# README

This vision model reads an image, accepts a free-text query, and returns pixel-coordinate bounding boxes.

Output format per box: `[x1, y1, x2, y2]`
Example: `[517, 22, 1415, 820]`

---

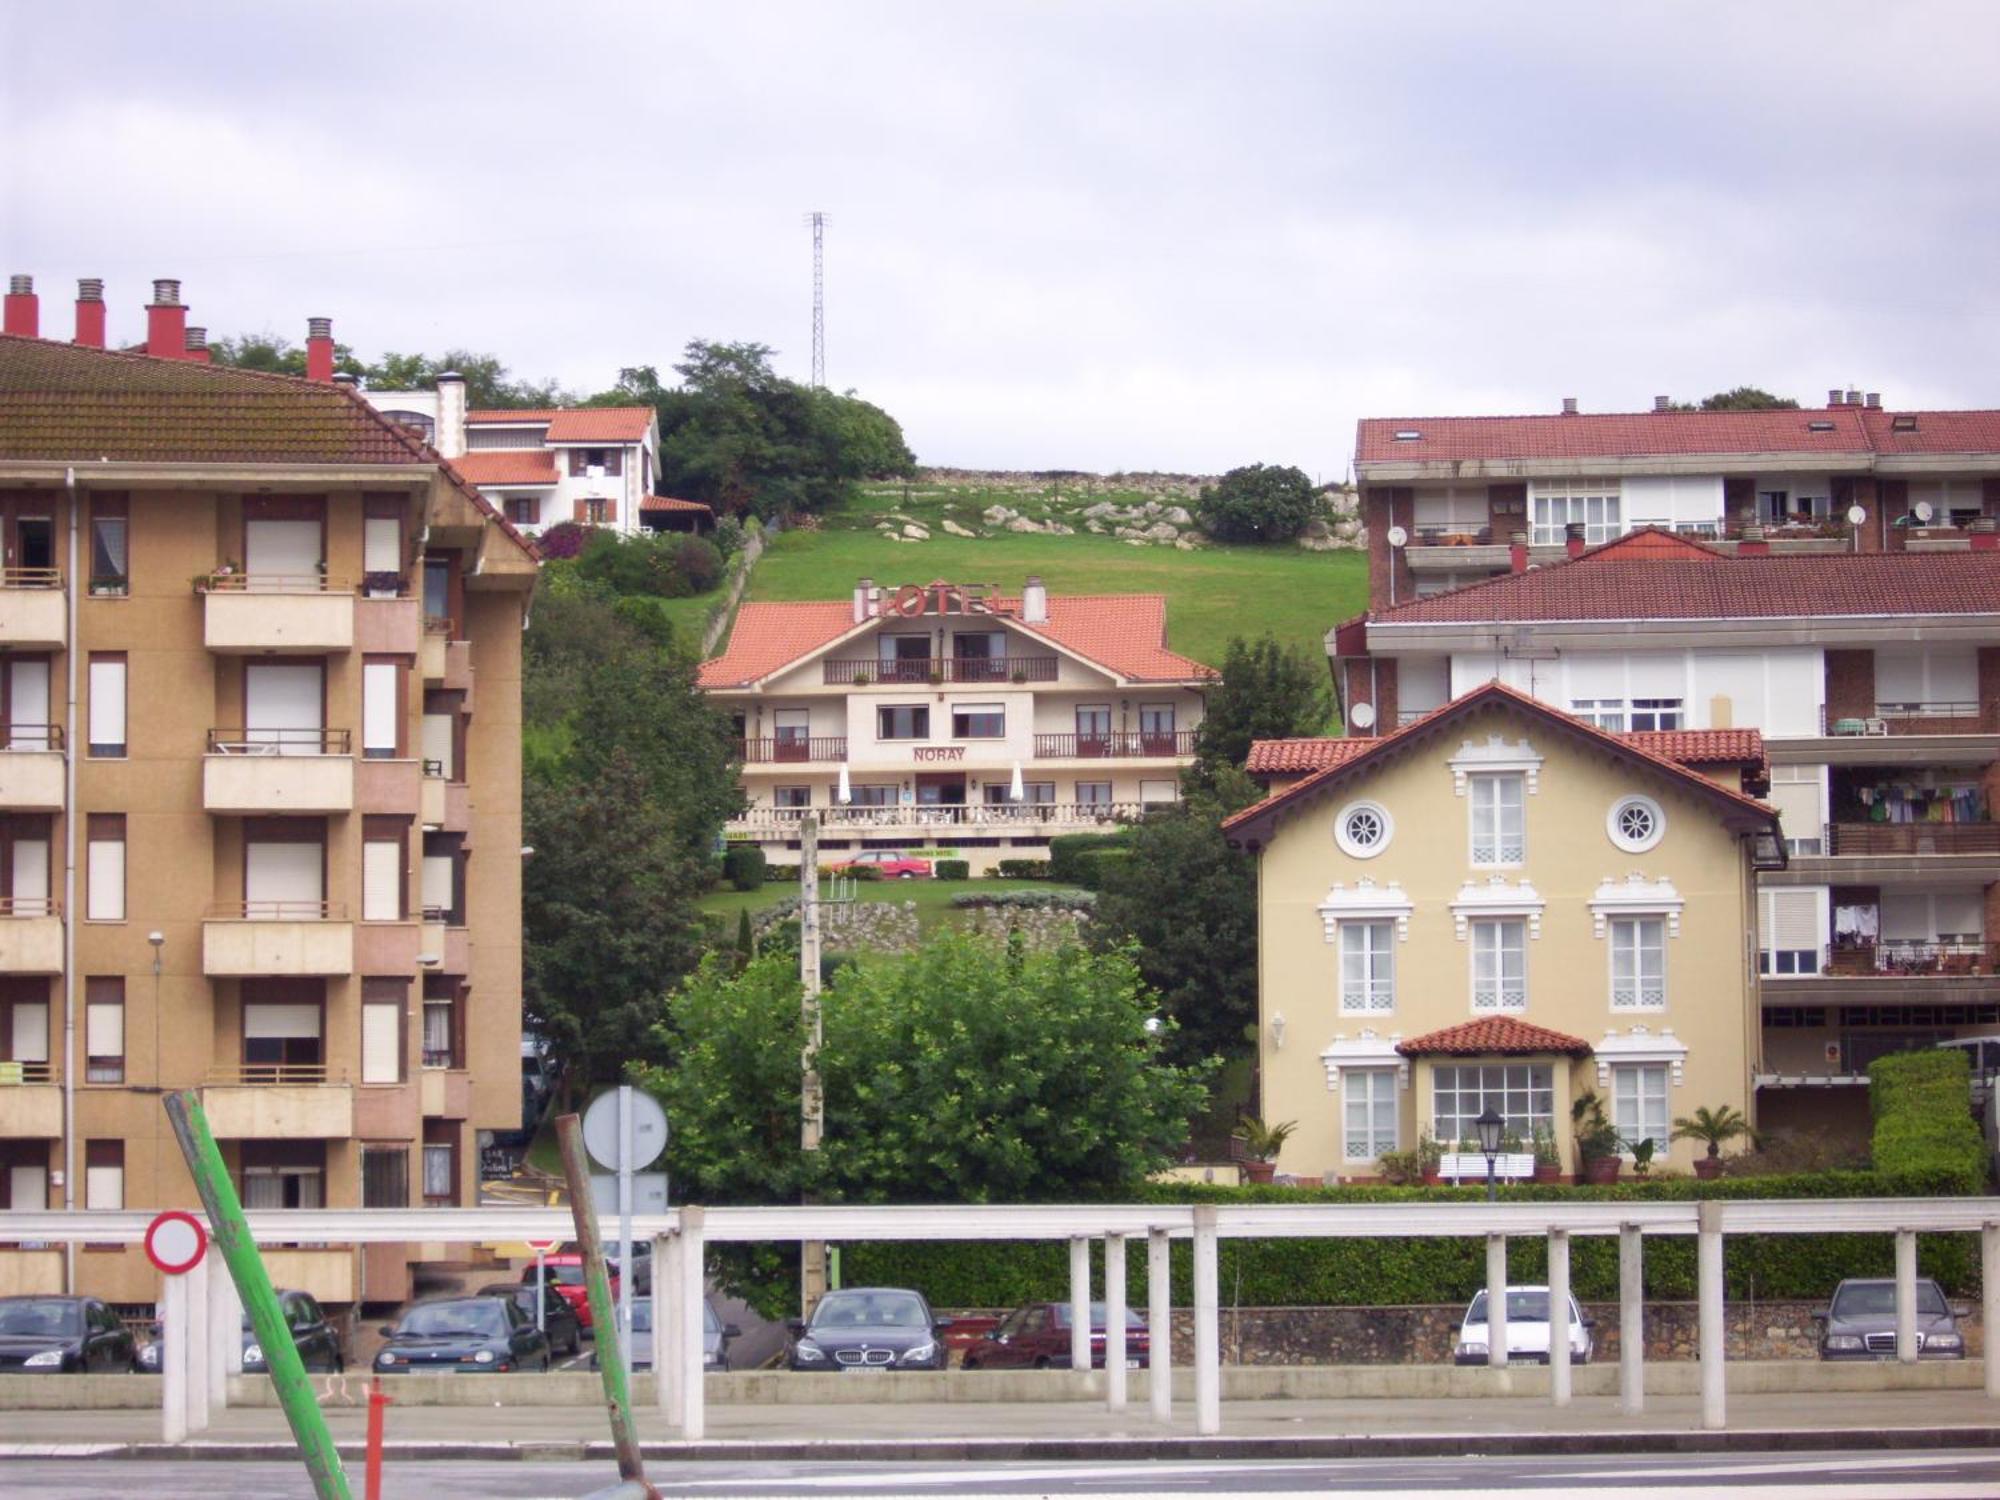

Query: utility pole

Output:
[807, 210, 826, 389]
[800, 815, 826, 1317]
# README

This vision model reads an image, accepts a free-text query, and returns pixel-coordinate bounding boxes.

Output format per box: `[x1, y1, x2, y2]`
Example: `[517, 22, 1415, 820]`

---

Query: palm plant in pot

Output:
[1671, 1104, 1756, 1180]
[1232, 1116, 1298, 1184]
[1571, 1090, 1623, 1184]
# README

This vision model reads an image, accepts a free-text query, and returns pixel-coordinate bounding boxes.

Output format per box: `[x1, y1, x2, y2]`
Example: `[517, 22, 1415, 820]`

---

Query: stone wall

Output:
[955, 905, 1091, 949]
[821, 899, 922, 953]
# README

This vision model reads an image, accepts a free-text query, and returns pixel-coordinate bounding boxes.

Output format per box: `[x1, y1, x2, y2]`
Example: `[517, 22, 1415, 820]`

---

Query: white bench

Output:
[1438, 1152, 1536, 1184]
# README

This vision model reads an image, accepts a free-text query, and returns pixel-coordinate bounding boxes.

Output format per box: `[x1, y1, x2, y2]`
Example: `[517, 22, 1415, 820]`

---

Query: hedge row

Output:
[1871, 1050, 1988, 1194]
[839, 1173, 1985, 1308]
[1049, 832, 1133, 887]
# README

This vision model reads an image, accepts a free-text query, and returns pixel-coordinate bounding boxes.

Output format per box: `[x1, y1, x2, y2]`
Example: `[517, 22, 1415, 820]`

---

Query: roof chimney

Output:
[305, 317, 335, 384]
[1829, 388, 1845, 407]
[1865, 392, 1881, 409]
[146, 278, 187, 359]
[852, 577, 876, 624]
[1845, 389, 1861, 407]
[73, 279, 105, 348]
[331, 371, 358, 388]
[183, 326, 210, 363]
[1561, 397, 1579, 416]
[3, 275, 38, 338]
[1021, 575, 1048, 624]
[1653, 395, 1671, 412]
[433, 370, 467, 458]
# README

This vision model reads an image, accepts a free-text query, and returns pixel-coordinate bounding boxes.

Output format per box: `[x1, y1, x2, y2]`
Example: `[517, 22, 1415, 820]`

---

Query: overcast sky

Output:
[4, 2, 1997, 477]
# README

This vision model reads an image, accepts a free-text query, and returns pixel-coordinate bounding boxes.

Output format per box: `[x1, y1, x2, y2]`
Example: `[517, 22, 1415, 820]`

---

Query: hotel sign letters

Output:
[912, 745, 967, 762]
[884, 582, 1005, 619]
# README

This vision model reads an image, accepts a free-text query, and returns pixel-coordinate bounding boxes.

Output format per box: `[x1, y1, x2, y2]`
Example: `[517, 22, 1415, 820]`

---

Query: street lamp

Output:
[1475, 1107, 1505, 1203]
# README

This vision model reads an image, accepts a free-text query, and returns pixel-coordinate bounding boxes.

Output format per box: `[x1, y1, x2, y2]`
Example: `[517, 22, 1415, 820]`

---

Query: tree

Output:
[645, 934, 1213, 1205]
[1195, 463, 1320, 543]
[1189, 634, 1330, 792]
[1667, 387, 1800, 412]
[1091, 795, 1259, 1069]
[363, 349, 567, 408]
[209, 332, 365, 380]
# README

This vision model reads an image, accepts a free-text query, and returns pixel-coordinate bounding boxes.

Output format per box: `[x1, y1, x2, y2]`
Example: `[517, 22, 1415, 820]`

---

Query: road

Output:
[7, 1449, 2000, 1496]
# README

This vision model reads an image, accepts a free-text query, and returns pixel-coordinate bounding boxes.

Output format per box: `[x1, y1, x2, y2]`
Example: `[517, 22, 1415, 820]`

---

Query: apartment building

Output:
[1224, 682, 1782, 1181]
[699, 578, 1214, 873]
[0, 275, 536, 1313]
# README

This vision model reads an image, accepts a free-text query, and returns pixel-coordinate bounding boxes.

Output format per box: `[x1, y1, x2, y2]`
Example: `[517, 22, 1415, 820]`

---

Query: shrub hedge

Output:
[722, 844, 766, 892]
[1070, 848, 1133, 890]
[994, 859, 1051, 879]
[934, 859, 971, 881]
[1049, 832, 1132, 885]
[948, 889, 1095, 912]
[1870, 1049, 1988, 1194]
[838, 1173, 1985, 1308]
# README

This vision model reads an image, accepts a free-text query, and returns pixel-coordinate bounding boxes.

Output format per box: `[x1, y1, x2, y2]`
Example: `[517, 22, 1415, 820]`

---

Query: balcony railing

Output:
[1824, 823, 2000, 856]
[1033, 730, 1198, 758]
[0, 896, 57, 917]
[0, 1060, 53, 1084]
[1821, 703, 1995, 736]
[1412, 526, 1495, 546]
[206, 1063, 336, 1086]
[209, 900, 347, 921]
[732, 799, 1154, 835]
[1825, 941, 1999, 977]
[207, 728, 352, 755]
[0, 568, 61, 589]
[195, 572, 350, 594]
[736, 736, 849, 763]
[824, 656, 1060, 685]
[0, 725, 63, 751]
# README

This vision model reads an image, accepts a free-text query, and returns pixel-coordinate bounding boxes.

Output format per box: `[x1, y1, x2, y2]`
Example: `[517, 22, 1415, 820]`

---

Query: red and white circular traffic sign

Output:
[144, 1210, 208, 1276]
[525, 1238, 560, 1256]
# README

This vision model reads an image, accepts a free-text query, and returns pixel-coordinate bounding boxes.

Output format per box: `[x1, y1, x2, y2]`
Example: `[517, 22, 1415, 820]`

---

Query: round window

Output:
[1335, 801, 1393, 858]
[1608, 795, 1665, 853]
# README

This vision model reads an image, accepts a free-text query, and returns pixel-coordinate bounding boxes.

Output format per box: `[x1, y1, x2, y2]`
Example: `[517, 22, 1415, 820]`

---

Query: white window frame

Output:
[1607, 794, 1667, 854]
[85, 1156, 123, 1211]
[1610, 1062, 1670, 1154]
[1342, 1067, 1400, 1162]
[1431, 1063, 1555, 1144]
[1628, 697, 1684, 732]
[86, 828, 125, 922]
[1339, 920, 1396, 1014]
[1334, 800, 1394, 859]
[1530, 479, 1621, 546]
[87, 656, 126, 757]
[1468, 773, 1525, 867]
[361, 998, 402, 1085]
[1609, 915, 1667, 1010]
[1569, 698, 1626, 731]
[1470, 917, 1528, 1012]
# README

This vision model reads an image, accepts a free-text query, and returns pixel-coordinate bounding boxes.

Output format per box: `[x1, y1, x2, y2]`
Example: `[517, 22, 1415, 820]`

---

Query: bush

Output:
[764, 864, 800, 882]
[723, 844, 766, 892]
[949, 889, 1096, 912]
[934, 859, 971, 881]
[673, 535, 724, 593]
[1871, 1051, 1987, 1192]
[1048, 831, 1132, 885]
[1071, 848, 1132, 890]
[536, 520, 589, 559]
[995, 859, 1051, 879]
[712, 515, 746, 561]
[1194, 463, 1320, 543]
[848, 864, 883, 882]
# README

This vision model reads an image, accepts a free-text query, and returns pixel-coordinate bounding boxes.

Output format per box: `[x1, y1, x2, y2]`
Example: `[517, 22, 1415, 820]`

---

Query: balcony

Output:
[0, 898, 62, 974]
[730, 799, 1153, 838]
[201, 1066, 353, 1137]
[0, 569, 66, 649]
[420, 1067, 472, 1120]
[420, 617, 450, 681]
[0, 1062, 60, 1137]
[0, 727, 65, 812]
[203, 730, 355, 815]
[1033, 730, 1199, 759]
[199, 574, 355, 654]
[203, 903, 355, 977]
[823, 656, 1059, 686]
[736, 736, 848, 765]
[261, 1247, 358, 1305]
[1821, 703, 1997, 737]
[1826, 823, 2000, 857]
[1826, 940, 1999, 978]
[0, 1251, 64, 1297]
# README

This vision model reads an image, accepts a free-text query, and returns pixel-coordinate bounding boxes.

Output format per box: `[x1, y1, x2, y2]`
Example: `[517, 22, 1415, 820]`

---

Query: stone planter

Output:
[1582, 1155, 1622, 1185]
[1242, 1159, 1277, 1185]
[1692, 1156, 1724, 1181]
[1532, 1162, 1563, 1184]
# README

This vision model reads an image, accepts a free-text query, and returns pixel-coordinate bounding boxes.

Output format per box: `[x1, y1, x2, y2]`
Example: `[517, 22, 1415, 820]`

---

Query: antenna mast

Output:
[807, 210, 826, 388]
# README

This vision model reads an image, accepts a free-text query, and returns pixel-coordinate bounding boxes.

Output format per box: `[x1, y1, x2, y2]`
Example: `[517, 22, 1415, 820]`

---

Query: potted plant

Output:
[1232, 1116, 1297, 1184]
[1416, 1128, 1444, 1186]
[1572, 1090, 1622, 1184]
[850, 670, 871, 686]
[1530, 1124, 1563, 1183]
[1011, 668, 1029, 685]
[1627, 1137, 1657, 1178]
[1672, 1104, 1756, 1180]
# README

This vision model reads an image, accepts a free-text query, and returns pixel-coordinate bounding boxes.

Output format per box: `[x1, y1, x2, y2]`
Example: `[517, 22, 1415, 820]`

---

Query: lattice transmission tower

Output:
[806, 210, 827, 388]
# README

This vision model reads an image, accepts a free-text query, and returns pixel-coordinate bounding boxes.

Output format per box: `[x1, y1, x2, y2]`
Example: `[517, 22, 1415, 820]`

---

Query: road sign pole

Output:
[535, 1250, 546, 1334]
[555, 1111, 650, 1490]
[618, 1084, 634, 1364]
[162, 1270, 187, 1443]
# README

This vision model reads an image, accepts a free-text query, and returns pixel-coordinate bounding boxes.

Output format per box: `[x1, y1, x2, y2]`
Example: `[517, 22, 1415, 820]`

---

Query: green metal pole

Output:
[163, 1089, 353, 1500]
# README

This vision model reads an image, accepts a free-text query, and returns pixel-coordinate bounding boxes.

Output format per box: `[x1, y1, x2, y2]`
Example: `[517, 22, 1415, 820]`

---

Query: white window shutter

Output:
[87, 837, 125, 921]
[361, 1002, 401, 1084]
[363, 841, 402, 921]
[89, 658, 125, 749]
[85, 1002, 123, 1059]
[363, 664, 399, 754]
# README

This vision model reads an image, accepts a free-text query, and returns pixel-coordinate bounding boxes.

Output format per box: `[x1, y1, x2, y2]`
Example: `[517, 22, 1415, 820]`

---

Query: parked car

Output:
[786, 1286, 952, 1371]
[374, 1296, 551, 1374]
[588, 1298, 741, 1372]
[242, 1289, 343, 1374]
[962, 1300, 1150, 1370]
[0, 1295, 136, 1373]
[478, 1281, 582, 1359]
[1453, 1287, 1594, 1366]
[1815, 1277, 1967, 1359]
[541, 1254, 618, 1331]
[829, 850, 933, 880]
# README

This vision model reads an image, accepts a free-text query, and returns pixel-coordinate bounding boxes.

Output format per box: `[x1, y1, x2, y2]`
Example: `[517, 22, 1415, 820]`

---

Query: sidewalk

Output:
[5, 1388, 2000, 1462]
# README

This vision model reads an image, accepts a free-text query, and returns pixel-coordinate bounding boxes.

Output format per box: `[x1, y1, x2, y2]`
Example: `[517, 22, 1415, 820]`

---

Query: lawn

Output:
[698, 876, 1083, 933]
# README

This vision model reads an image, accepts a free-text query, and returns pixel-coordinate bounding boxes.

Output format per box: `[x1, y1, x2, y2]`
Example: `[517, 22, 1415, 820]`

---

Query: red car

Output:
[961, 1301, 1150, 1370]
[541, 1254, 618, 1331]
[830, 850, 933, 879]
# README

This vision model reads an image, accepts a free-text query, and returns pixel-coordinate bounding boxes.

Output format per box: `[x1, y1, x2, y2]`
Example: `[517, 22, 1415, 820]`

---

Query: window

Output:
[86, 813, 124, 921]
[1610, 917, 1666, 1008]
[1469, 774, 1524, 865]
[363, 659, 402, 759]
[423, 980, 461, 1069]
[89, 495, 128, 595]
[84, 1140, 123, 1210]
[243, 985, 323, 1075]
[772, 708, 810, 758]
[583, 497, 610, 525]
[505, 497, 537, 527]
[1766, 768, 1825, 856]
[84, 978, 123, 1084]
[1343, 1068, 1399, 1161]
[423, 1122, 458, 1205]
[1335, 801, 1392, 858]
[1530, 480, 1619, 545]
[245, 821, 324, 916]
[241, 1142, 324, 1209]
[1760, 888, 1824, 976]
[1608, 795, 1665, 853]
[1139, 780, 1179, 805]
[360, 979, 405, 1085]
[87, 654, 126, 757]
[1432, 1064, 1554, 1144]
[0, 656, 52, 751]
[877, 704, 929, 740]
[0, 815, 51, 916]
[1471, 918, 1527, 1010]
[1076, 781, 1113, 807]
[1139, 704, 1177, 752]
[1611, 1063, 1670, 1153]
[1628, 698, 1683, 732]
[849, 784, 897, 807]
[422, 832, 464, 924]
[1570, 699, 1624, 731]
[775, 786, 813, 809]
[951, 703, 1005, 739]
[1340, 921, 1395, 1012]
[362, 817, 407, 922]
[361, 1145, 409, 1209]
[0, 986, 50, 1075]
[363, 497, 403, 592]
[1075, 705, 1112, 751]
[244, 661, 324, 755]
[570, 448, 622, 478]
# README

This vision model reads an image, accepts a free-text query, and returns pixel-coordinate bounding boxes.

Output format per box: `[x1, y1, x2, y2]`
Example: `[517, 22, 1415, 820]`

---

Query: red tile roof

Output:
[1358, 408, 1877, 466]
[699, 591, 1216, 688]
[1859, 407, 2000, 456]
[1248, 726, 1764, 775]
[641, 495, 713, 514]
[467, 409, 560, 424]
[1245, 739, 1374, 774]
[1397, 1018, 1593, 1058]
[452, 450, 559, 486]
[544, 408, 655, 444]
[1371, 529, 2000, 625]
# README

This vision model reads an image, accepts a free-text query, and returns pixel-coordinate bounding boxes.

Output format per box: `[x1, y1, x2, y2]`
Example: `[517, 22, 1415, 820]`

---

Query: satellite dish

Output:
[1846, 505, 1867, 526]
[1350, 702, 1377, 730]
[1914, 500, 1935, 522]
[1385, 526, 1408, 549]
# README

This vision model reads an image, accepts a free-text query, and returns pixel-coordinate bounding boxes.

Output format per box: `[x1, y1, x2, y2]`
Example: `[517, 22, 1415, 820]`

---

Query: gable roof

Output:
[452, 450, 559, 487]
[1244, 739, 1374, 774]
[698, 590, 1216, 689]
[544, 408, 656, 444]
[1397, 1017, 1593, 1058]
[1248, 726, 1765, 776]
[1221, 680, 1779, 846]
[641, 494, 713, 514]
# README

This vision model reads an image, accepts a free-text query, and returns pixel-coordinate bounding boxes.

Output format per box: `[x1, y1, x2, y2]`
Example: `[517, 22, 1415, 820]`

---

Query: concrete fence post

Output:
[1895, 1227, 1919, 1365]
[1618, 1222, 1644, 1416]
[1104, 1232, 1127, 1410]
[1485, 1233, 1509, 1369]
[1147, 1226, 1172, 1423]
[1192, 1205, 1220, 1436]
[184, 1254, 211, 1435]
[1698, 1200, 1725, 1430]
[209, 1258, 238, 1410]
[1070, 1235, 1092, 1374]
[651, 1232, 671, 1402]
[680, 1206, 707, 1441]
[1547, 1229, 1571, 1408]
[1983, 1223, 2000, 1400]
[658, 1227, 683, 1424]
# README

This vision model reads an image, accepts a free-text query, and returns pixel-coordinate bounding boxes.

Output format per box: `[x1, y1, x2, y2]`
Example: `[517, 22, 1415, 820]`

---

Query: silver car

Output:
[1815, 1277, 1967, 1359]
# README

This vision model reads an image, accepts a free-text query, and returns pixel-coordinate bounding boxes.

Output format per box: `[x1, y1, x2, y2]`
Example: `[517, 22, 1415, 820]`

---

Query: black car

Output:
[374, 1295, 552, 1374]
[785, 1287, 951, 1372]
[0, 1295, 136, 1373]
[245, 1289, 343, 1374]
[479, 1280, 582, 1358]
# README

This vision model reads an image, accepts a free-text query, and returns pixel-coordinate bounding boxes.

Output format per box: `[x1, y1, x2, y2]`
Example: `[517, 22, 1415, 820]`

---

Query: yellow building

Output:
[1223, 682, 1783, 1180]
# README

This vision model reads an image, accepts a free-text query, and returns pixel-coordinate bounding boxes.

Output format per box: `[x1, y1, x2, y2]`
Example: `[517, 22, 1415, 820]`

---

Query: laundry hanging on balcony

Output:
[1853, 783, 1985, 824]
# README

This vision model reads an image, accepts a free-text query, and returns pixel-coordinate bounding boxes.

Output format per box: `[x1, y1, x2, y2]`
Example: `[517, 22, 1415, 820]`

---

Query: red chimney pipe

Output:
[4, 275, 38, 338]
[1509, 538, 1529, 573]
[184, 326, 212, 364]
[74, 279, 106, 348]
[305, 317, 335, 383]
[146, 278, 187, 359]
[1564, 535, 1586, 560]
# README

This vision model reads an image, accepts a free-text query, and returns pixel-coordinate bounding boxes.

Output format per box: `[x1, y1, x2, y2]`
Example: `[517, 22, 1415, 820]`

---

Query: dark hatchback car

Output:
[962, 1300, 1150, 1371]
[1816, 1277, 1968, 1359]
[374, 1296, 552, 1374]
[786, 1287, 951, 1372]
[479, 1281, 582, 1358]
[137, 1288, 342, 1375]
[590, 1298, 740, 1372]
[0, 1295, 136, 1373]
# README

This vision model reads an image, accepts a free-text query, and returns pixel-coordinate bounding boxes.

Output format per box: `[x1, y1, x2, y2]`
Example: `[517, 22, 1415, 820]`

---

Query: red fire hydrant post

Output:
[365, 1376, 392, 1500]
